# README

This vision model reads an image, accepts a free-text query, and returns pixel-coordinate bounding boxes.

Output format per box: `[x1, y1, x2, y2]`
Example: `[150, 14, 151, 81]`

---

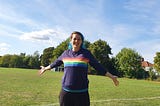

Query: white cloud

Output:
[0, 43, 10, 49]
[20, 29, 52, 41]
[19, 28, 68, 46]
[0, 43, 10, 55]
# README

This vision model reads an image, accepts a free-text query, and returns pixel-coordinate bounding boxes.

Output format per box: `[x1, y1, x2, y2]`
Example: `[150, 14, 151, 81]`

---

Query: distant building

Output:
[52, 66, 64, 72]
[141, 58, 158, 75]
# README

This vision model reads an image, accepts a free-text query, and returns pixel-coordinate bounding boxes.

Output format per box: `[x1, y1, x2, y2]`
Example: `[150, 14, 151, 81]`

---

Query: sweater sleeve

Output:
[88, 51, 107, 75]
[49, 51, 65, 69]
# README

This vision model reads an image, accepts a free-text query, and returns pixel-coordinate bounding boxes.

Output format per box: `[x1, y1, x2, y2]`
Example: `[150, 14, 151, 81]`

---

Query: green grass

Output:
[0, 67, 160, 106]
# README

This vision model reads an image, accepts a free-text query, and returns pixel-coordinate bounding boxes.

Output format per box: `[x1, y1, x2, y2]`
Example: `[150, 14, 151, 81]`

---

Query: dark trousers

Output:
[59, 89, 90, 106]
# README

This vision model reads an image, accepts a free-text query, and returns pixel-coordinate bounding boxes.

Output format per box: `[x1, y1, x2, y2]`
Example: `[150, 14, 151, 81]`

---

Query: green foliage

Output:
[41, 47, 54, 66]
[51, 39, 69, 62]
[154, 52, 160, 72]
[84, 40, 91, 49]
[23, 55, 31, 68]
[148, 67, 157, 81]
[116, 48, 143, 78]
[88, 39, 115, 74]
[0, 51, 40, 69]
[89, 39, 112, 61]
[28, 51, 40, 69]
[9, 54, 23, 68]
[0, 54, 12, 67]
[136, 68, 149, 79]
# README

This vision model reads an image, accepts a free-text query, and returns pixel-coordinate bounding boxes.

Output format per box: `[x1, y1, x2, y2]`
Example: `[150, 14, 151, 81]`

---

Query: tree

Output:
[9, 54, 23, 68]
[23, 55, 31, 68]
[88, 39, 112, 63]
[41, 47, 54, 66]
[88, 39, 113, 74]
[0, 54, 12, 67]
[115, 48, 143, 78]
[0, 56, 2, 66]
[84, 40, 91, 49]
[28, 51, 40, 69]
[51, 39, 69, 62]
[154, 52, 160, 72]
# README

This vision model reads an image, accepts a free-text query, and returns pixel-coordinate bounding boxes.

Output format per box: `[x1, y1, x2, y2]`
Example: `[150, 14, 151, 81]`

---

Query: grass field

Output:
[0, 67, 160, 106]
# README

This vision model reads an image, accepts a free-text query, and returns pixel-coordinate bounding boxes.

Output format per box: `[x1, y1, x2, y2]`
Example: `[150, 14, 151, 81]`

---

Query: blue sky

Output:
[0, 0, 160, 63]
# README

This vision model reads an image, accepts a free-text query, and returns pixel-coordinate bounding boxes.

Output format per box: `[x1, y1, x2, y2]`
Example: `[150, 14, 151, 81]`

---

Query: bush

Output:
[136, 69, 149, 79]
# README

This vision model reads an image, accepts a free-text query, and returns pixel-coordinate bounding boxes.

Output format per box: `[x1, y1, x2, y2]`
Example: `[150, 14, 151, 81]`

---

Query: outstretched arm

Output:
[105, 72, 119, 86]
[39, 65, 51, 75]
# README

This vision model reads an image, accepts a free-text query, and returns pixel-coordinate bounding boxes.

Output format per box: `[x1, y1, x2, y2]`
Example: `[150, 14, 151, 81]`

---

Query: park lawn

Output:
[0, 67, 160, 106]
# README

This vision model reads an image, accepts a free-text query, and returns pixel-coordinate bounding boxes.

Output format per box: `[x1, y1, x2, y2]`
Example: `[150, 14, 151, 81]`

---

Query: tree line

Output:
[0, 39, 160, 80]
[0, 51, 40, 69]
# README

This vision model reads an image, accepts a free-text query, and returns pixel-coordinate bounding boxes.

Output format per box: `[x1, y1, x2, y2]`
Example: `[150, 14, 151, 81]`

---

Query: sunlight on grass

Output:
[0, 67, 160, 106]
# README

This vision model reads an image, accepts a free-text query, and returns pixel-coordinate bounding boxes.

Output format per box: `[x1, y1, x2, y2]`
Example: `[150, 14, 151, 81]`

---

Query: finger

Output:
[113, 77, 119, 86]
[115, 80, 119, 86]
[38, 70, 42, 75]
[38, 69, 44, 75]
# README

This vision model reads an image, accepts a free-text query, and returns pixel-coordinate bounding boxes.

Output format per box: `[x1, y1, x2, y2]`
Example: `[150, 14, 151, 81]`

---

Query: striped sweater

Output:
[50, 48, 107, 93]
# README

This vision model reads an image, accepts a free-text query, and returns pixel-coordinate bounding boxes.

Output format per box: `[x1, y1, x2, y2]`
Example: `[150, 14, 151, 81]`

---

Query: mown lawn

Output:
[0, 67, 160, 106]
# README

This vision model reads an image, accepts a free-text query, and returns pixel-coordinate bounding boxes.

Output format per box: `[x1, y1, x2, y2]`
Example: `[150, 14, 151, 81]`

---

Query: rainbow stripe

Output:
[63, 58, 89, 68]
